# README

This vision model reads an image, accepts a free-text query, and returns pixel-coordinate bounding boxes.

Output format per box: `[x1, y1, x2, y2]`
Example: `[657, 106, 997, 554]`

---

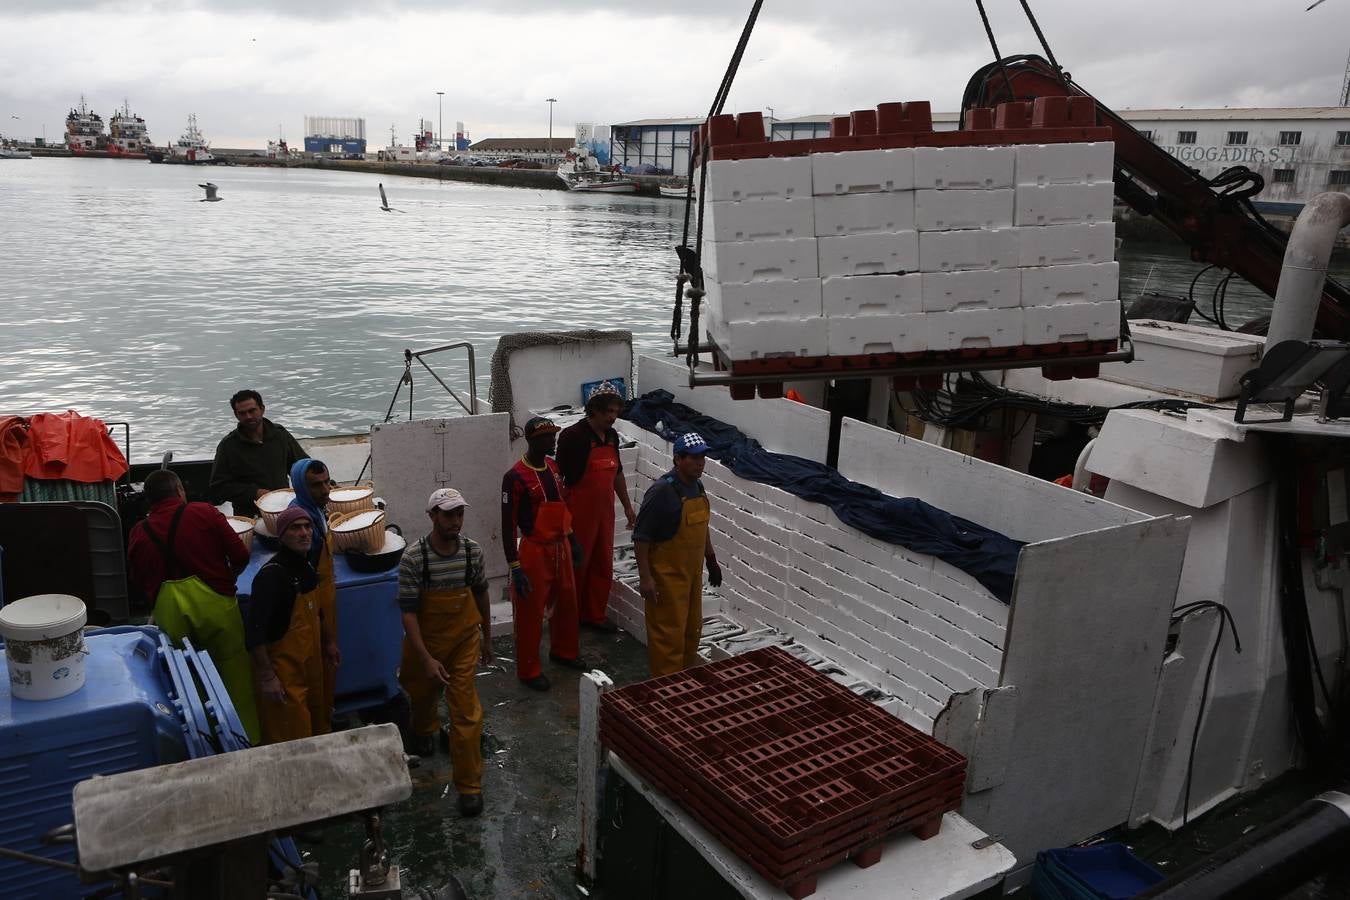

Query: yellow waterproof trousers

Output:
[399, 584, 484, 795]
[644, 494, 710, 677]
[153, 576, 262, 745]
[254, 584, 326, 745]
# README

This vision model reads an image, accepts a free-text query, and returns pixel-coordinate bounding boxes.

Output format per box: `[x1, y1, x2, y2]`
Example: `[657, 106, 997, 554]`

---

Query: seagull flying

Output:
[379, 182, 404, 213]
[198, 182, 221, 202]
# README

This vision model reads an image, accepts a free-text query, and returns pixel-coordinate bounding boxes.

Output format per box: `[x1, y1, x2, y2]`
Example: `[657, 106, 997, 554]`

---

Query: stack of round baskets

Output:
[255, 488, 296, 535]
[227, 515, 256, 551]
[327, 483, 376, 516]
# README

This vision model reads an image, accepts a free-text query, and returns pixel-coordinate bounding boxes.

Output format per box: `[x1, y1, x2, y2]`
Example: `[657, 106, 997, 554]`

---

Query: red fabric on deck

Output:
[19, 411, 129, 484]
[0, 416, 30, 500]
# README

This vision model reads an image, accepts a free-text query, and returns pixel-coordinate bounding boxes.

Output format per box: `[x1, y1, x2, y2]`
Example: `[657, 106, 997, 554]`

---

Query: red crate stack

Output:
[600, 647, 967, 898]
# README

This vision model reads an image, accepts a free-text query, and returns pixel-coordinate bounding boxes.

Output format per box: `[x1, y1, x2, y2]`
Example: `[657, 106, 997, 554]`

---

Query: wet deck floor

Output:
[312, 625, 652, 899]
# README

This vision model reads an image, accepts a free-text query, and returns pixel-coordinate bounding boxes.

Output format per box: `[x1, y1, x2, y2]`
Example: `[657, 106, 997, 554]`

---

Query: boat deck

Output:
[311, 625, 651, 898]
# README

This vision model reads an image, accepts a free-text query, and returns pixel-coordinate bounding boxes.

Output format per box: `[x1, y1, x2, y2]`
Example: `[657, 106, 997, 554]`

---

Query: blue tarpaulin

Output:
[623, 390, 1024, 602]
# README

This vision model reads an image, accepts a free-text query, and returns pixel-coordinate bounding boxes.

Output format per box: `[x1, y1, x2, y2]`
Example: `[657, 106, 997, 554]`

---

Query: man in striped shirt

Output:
[397, 487, 491, 817]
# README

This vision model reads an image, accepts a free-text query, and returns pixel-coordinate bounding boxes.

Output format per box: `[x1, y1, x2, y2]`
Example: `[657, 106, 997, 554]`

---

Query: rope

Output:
[1016, 0, 1069, 88]
[973, 1, 1017, 102]
[673, 0, 766, 364]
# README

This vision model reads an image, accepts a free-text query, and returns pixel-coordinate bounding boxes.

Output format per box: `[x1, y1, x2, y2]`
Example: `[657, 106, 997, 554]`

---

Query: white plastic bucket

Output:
[0, 594, 88, 701]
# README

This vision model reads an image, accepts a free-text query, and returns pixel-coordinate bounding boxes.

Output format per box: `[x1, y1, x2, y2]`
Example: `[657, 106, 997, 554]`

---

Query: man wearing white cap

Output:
[397, 487, 491, 817]
[633, 432, 722, 676]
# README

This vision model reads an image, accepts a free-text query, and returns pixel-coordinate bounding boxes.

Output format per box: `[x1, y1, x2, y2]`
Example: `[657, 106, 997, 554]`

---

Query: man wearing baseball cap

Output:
[245, 505, 327, 744]
[501, 415, 587, 691]
[397, 486, 491, 817]
[633, 431, 722, 676]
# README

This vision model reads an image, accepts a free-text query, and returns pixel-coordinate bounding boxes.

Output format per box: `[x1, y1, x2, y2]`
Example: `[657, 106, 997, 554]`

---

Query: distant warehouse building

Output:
[304, 116, 367, 156]
[611, 107, 1349, 208]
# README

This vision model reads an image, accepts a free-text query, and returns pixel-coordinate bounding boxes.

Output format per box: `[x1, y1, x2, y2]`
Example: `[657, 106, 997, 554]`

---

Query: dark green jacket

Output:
[208, 418, 308, 516]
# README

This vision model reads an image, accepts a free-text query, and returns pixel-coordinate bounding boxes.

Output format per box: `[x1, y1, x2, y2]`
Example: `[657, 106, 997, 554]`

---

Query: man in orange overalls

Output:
[288, 458, 340, 734]
[502, 416, 587, 691]
[634, 432, 722, 677]
[398, 487, 491, 817]
[557, 382, 637, 634]
[246, 506, 327, 744]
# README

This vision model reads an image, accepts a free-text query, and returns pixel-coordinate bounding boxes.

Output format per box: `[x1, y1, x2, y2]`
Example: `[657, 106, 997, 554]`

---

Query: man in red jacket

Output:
[128, 469, 259, 743]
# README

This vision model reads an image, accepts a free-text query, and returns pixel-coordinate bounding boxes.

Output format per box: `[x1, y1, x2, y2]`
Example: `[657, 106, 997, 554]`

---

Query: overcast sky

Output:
[2, 0, 1347, 148]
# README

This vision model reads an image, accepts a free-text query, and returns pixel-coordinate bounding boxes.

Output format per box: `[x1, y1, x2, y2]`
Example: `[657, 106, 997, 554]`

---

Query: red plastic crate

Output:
[602, 719, 960, 898]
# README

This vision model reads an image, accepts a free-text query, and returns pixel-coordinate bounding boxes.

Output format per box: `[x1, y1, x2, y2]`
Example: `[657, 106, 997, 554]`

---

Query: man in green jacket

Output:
[209, 390, 309, 517]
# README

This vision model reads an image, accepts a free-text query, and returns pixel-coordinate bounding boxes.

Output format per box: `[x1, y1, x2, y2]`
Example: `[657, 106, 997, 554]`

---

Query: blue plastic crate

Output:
[0, 628, 187, 899]
[1033, 843, 1164, 900]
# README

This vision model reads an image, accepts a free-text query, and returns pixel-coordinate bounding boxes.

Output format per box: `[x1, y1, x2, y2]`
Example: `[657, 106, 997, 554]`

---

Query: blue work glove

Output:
[569, 533, 584, 568]
[705, 556, 723, 588]
[511, 565, 531, 597]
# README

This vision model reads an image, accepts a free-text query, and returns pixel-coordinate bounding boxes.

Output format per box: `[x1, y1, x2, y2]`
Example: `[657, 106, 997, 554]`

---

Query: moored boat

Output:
[557, 146, 639, 192]
[0, 136, 32, 159]
[149, 114, 225, 165]
[65, 96, 108, 155]
[107, 100, 152, 159]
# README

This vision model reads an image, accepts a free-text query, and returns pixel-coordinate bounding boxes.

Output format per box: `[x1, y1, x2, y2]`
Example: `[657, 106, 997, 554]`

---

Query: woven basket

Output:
[256, 488, 296, 533]
[330, 509, 386, 554]
[328, 483, 376, 516]
[227, 516, 256, 552]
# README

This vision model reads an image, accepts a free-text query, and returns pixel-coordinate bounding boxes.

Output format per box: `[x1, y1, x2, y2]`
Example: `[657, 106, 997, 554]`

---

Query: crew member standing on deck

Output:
[245, 506, 326, 744]
[128, 469, 261, 745]
[501, 416, 587, 691]
[288, 458, 340, 733]
[209, 390, 309, 517]
[397, 488, 490, 818]
[557, 382, 637, 634]
[633, 432, 722, 677]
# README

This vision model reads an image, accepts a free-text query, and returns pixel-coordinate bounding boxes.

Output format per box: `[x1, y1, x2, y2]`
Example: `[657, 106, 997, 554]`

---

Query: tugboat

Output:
[65, 96, 108, 156]
[148, 114, 225, 165]
[107, 101, 152, 159]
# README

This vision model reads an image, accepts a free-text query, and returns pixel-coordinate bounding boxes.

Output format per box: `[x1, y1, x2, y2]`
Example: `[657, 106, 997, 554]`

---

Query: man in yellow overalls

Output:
[398, 487, 492, 817]
[245, 506, 327, 744]
[288, 458, 340, 734]
[634, 432, 722, 677]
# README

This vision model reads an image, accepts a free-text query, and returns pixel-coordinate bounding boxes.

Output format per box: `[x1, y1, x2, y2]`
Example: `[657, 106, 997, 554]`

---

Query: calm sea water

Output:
[1, 158, 1344, 458]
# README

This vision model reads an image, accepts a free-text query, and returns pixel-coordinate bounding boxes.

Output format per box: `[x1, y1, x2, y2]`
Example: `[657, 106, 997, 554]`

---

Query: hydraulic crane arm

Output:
[962, 55, 1350, 339]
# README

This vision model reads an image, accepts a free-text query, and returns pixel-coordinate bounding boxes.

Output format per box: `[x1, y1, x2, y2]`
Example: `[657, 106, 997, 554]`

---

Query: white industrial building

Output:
[611, 107, 1350, 210]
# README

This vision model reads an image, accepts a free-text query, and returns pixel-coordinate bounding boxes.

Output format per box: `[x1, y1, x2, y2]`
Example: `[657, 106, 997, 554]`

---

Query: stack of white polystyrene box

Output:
[700, 120, 1120, 362]
[814, 148, 923, 355]
[1012, 141, 1119, 346]
[701, 155, 826, 360]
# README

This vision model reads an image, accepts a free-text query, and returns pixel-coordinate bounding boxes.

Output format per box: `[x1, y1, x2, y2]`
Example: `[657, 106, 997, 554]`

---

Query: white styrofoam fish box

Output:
[818, 231, 919, 277]
[703, 236, 819, 284]
[707, 310, 829, 361]
[814, 191, 916, 236]
[703, 197, 815, 243]
[918, 228, 1018, 272]
[1099, 320, 1264, 401]
[915, 189, 1014, 231]
[822, 273, 924, 317]
[921, 268, 1021, 312]
[811, 148, 915, 196]
[1016, 222, 1116, 267]
[705, 156, 813, 203]
[705, 277, 823, 323]
[913, 146, 1015, 190]
[1024, 301, 1120, 344]
[828, 313, 928, 356]
[927, 308, 1024, 351]
[1020, 262, 1120, 307]
[1014, 182, 1115, 226]
[1014, 142, 1115, 186]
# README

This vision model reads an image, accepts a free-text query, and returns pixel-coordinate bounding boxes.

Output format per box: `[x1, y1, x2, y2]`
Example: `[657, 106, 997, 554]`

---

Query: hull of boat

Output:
[566, 180, 640, 193]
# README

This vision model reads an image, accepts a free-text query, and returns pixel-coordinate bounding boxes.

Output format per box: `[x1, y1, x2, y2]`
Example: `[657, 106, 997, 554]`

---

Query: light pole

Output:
[766, 106, 775, 140]
[546, 97, 557, 161]
[436, 91, 444, 151]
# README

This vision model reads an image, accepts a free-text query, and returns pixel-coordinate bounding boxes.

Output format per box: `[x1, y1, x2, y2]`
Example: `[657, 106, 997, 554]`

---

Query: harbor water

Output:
[2, 158, 1348, 457]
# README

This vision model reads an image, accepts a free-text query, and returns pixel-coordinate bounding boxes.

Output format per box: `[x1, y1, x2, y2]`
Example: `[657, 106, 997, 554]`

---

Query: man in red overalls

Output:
[501, 416, 587, 691]
[557, 382, 637, 633]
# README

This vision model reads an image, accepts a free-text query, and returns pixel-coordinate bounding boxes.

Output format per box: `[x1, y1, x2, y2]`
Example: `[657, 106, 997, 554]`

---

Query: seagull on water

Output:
[198, 182, 221, 202]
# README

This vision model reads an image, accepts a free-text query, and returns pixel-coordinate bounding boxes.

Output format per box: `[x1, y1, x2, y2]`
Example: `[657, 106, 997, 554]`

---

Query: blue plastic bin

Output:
[1033, 843, 1165, 900]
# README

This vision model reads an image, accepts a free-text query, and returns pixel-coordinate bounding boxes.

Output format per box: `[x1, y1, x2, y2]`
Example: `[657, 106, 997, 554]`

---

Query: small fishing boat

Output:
[557, 146, 638, 192]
